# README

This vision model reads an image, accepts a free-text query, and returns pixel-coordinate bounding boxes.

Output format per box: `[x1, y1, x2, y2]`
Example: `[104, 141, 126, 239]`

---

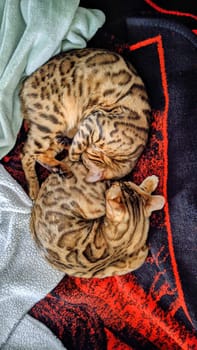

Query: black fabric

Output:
[126, 15, 197, 325]
[85, 6, 197, 329]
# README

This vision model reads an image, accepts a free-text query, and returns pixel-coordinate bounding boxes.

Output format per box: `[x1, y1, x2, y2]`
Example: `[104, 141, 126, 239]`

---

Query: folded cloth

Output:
[0, 164, 65, 348]
[2, 315, 66, 350]
[0, 0, 105, 159]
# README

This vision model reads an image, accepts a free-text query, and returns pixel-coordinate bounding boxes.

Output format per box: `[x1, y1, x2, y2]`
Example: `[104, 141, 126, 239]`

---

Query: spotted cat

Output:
[20, 48, 151, 200]
[30, 162, 165, 278]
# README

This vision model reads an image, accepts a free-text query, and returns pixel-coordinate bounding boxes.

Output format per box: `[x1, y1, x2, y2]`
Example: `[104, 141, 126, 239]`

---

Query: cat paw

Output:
[59, 171, 73, 179]
[56, 135, 71, 149]
[50, 165, 62, 173]
[51, 164, 73, 178]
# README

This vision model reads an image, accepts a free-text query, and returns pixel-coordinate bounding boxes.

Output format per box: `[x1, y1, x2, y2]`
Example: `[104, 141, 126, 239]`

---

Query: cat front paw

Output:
[51, 163, 73, 178]
[56, 135, 72, 149]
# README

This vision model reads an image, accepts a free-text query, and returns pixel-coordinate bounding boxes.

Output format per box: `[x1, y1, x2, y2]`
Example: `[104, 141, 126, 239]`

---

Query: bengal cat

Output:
[30, 162, 165, 278]
[20, 48, 151, 200]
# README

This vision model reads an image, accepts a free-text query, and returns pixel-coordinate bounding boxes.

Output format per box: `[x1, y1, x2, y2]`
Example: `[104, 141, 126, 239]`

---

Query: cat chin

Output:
[85, 169, 104, 183]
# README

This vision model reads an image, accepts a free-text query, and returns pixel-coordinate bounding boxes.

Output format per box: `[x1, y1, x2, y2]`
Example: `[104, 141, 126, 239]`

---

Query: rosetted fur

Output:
[20, 48, 151, 199]
[30, 162, 165, 278]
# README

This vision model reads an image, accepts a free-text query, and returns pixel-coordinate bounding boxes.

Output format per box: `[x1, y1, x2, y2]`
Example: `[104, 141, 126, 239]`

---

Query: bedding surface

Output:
[1, 0, 197, 349]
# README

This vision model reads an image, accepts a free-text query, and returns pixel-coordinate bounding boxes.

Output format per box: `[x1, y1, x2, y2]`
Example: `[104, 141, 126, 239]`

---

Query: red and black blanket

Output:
[1, 1, 197, 348]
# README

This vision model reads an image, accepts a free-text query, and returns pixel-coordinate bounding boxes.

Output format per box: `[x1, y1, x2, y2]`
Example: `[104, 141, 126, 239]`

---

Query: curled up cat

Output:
[20, 48, 151, 200]
[30, 161, 165, 278]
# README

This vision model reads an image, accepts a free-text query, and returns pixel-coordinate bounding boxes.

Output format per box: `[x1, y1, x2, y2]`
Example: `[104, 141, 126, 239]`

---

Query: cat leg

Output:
[21, 149, 71, 200]
[37, 151, 72, 176]
[35, 136, 72, 176]
[21, 129, 71, 199]
[69, 115, 106, 181]
[55, 134, 72, 151]
[69, 115, 95, 161]
[21, 151, 39, 201]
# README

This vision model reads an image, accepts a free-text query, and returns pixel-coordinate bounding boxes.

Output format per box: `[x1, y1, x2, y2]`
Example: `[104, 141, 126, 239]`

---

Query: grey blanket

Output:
[0, 164, 66, 349]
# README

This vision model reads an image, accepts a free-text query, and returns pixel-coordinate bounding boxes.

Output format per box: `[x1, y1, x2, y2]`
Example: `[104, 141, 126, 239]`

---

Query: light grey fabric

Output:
[2, 315, 66, 350]
[0, 0, 105, 158]
[0, 165, 65, 348]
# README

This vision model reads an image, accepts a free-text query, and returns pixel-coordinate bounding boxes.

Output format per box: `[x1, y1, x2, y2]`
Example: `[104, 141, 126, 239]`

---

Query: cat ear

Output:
[85, 169, 104, 182]
[106, 185, 124, 221]
[145, 195, 165, 217]
[140, 175, 159, 194]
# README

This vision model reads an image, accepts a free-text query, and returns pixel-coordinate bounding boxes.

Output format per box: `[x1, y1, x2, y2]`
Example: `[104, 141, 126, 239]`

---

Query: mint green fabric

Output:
[0, 0, 105, 159]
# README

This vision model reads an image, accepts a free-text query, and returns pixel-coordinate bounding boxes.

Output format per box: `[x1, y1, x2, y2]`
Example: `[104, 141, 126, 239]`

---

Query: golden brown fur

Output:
[30, 162, 165, 278]
[20, 48, 151, 199]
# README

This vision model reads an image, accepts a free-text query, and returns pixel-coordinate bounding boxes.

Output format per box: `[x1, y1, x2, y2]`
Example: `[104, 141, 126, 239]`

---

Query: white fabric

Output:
[2, 315, 66, 350]
[0, 165, 65, 348]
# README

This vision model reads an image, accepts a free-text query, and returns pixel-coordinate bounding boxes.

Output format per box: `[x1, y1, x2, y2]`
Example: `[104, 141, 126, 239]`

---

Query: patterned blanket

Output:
[1, 1, 197, 349]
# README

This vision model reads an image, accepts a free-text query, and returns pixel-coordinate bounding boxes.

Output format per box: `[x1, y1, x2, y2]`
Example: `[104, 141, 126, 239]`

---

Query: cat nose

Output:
[110, 181, 120, 189]
[110, 182, 122, 196]
[111, 181, 120, 188]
